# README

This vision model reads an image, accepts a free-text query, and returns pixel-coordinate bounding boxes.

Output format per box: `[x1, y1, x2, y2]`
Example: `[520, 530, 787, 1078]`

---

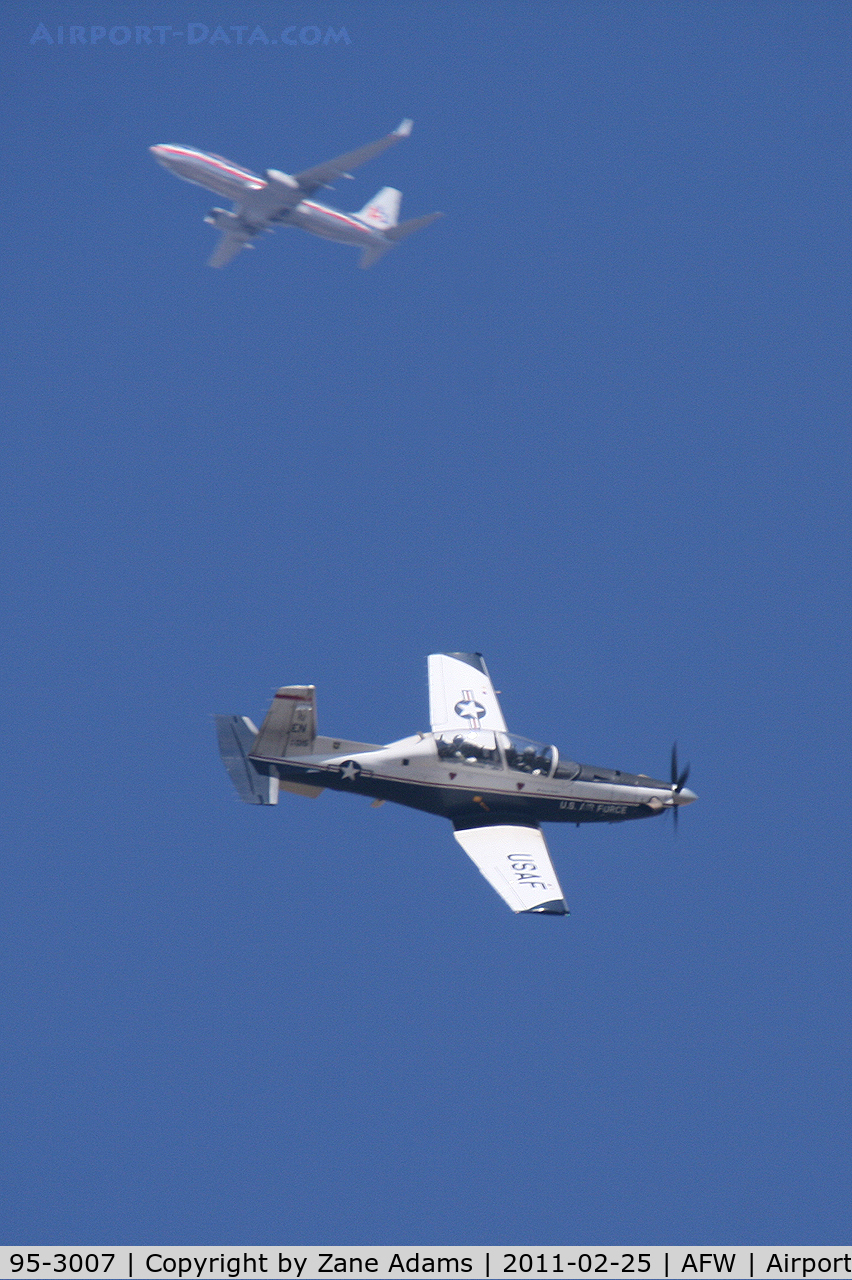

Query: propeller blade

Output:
[669, 742, 691, 831]
[671, 742, 690, 793]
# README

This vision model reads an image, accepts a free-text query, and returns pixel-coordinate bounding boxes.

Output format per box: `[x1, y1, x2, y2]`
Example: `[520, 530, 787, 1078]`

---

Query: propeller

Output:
[670, 742, 691, 829]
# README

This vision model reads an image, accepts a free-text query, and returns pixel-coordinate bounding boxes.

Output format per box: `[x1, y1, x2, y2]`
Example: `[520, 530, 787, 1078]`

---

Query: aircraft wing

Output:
[427, 652, 508, 734]
[208, 229, 253, 267]
[453, 824, 568, 914]
[292, 119, 413, 196]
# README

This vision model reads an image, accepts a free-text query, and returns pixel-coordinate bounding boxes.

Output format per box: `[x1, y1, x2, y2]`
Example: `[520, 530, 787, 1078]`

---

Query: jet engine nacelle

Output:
[204, 208, 239, 229]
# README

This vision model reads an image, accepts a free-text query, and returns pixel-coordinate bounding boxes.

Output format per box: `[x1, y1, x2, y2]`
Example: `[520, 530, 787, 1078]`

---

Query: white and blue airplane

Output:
[150, 119, 442, 267]
[216, 653, 697, 916]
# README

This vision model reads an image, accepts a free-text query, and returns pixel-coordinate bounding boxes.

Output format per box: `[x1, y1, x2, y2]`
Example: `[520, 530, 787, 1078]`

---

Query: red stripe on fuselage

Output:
[301, 201, 371, 232]
[159, 146, 265, 187]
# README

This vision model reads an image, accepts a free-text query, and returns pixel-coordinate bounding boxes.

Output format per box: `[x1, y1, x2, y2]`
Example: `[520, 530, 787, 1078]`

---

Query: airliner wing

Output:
[453, 824, 568, 914]
[208, 230, 252, 267]
[427, 652, 508, 734]
[292, 119, 413, 196]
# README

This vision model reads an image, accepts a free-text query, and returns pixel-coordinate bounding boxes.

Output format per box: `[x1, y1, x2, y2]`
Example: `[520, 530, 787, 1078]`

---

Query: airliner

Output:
[150, 119, 441, 267]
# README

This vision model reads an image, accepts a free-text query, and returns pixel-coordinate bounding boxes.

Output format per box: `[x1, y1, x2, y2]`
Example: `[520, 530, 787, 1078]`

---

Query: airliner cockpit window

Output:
[435, 731, 501, 769]
[500, 734, 554, 776]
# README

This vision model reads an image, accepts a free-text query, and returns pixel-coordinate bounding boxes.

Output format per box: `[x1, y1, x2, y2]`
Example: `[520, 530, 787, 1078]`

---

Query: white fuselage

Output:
[251, 731, 697, 826]
[150, 144, 389, 249]
[285, 200, 380, 246]
[215, 649, 697, 915]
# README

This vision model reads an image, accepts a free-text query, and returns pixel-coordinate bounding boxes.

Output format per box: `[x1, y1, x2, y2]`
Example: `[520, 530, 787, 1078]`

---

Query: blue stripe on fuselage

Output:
[269, 759, 656, 825]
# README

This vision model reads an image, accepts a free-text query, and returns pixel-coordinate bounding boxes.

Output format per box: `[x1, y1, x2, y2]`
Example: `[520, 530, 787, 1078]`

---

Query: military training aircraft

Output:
[150, 118, 442, 267]
[216, 652, 696, 916]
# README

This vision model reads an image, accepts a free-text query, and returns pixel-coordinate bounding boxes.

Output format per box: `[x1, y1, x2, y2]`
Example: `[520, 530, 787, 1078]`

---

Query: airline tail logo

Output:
[364, 204, 389, 226]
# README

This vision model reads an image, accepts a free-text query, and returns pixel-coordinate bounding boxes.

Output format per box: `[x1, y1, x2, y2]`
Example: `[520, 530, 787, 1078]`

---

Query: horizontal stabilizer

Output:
[215, 715, 279, 804]
[359, 208, 442, 266]
[385, 211, 443, 242]
[359, 243, 393, 269]
[453, 824, 568, 915]
[279, 779, 324, 799]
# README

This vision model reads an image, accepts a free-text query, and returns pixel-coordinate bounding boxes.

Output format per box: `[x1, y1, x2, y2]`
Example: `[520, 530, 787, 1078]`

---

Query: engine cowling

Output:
[265, 169, 299, 188]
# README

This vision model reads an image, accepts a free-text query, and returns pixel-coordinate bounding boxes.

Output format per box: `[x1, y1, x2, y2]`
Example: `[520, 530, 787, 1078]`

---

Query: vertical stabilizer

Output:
[357, 187, 401, 229]
[250, 686, 317, 759]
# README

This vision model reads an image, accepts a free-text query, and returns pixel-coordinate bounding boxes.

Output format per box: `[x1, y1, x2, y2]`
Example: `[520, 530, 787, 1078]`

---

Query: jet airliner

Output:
[150, 119, 442, 267]
[216, 653, 697, 916]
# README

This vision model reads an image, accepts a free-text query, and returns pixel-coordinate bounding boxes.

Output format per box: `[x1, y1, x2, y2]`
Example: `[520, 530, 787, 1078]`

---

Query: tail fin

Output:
[215, 715, 279, 804]
[251, 686, 317, 759]
[357, 187, 401, 230]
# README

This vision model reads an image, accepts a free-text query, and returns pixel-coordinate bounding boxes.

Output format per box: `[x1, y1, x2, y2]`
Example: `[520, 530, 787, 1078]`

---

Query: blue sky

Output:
[2, 0, 850, 1247]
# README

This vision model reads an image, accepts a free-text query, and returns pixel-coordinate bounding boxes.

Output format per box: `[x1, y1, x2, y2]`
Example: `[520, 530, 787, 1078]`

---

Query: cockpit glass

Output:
[499, 734, 554, 776]
[554, 756, 580, 780]
[435, 731, 501, 769]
